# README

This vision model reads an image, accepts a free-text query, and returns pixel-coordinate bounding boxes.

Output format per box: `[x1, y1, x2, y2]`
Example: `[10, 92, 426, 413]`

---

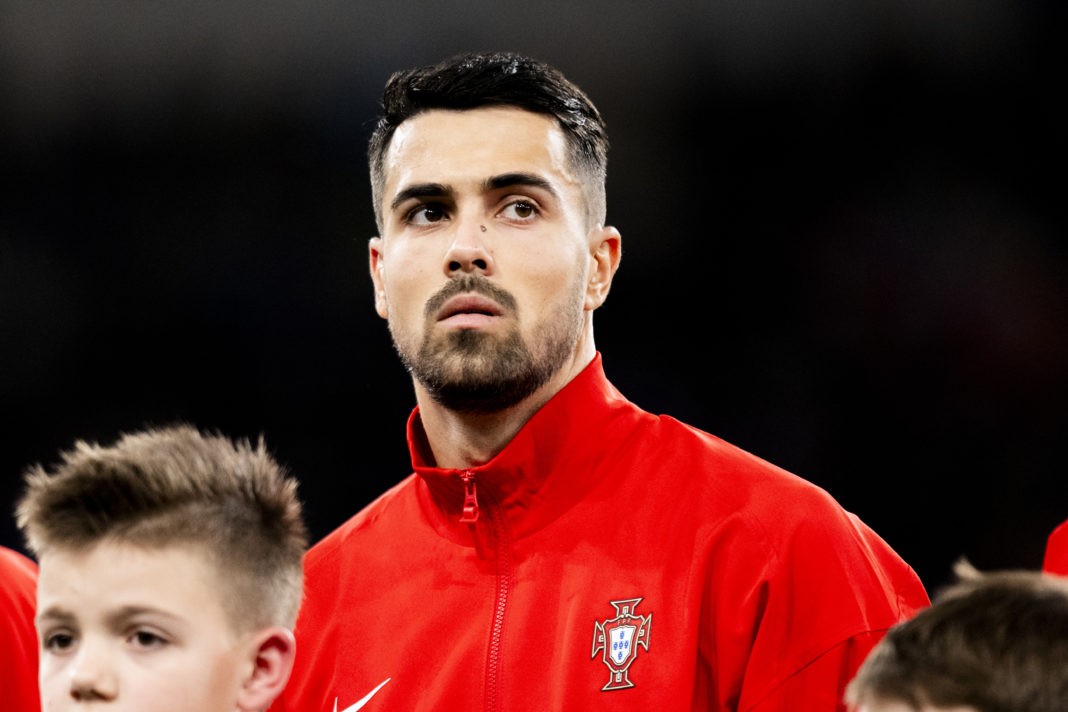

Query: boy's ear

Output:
[236, 626, 296, 712]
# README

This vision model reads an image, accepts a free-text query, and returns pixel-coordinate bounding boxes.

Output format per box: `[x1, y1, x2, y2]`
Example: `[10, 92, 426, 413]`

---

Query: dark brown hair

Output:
[367, 50, 610, 229]
[845, 559, 1068, 712]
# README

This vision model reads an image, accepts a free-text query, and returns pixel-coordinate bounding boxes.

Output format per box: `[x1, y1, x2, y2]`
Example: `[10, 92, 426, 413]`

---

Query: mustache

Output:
[424, 275, 518, 319]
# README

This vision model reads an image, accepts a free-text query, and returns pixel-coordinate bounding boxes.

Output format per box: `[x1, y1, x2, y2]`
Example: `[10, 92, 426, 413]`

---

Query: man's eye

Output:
[408, 204, 447, 225]
[500, 201, 537, 220]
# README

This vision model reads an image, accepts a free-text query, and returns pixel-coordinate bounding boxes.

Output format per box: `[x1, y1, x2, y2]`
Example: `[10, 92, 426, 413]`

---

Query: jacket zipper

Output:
[485, 498, 509, 712]
[456, 469, 510, 712]
[459, 469, 479, 523]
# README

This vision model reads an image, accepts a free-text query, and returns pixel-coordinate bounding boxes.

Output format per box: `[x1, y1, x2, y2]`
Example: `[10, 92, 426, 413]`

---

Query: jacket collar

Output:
[405, 352, 635, 537]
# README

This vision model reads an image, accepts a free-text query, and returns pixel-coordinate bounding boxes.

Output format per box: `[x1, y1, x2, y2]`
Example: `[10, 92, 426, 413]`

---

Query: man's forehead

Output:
[388, 107, 562, 157]
[392, 105, 559, 138]
[382, 107, 574, 196]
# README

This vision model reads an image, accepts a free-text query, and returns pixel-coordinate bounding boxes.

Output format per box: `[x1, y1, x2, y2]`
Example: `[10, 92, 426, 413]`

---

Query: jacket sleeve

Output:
[0, 548, 40, 712]
[1044, 518, 1068, 576]
[746, 630, 887, 712]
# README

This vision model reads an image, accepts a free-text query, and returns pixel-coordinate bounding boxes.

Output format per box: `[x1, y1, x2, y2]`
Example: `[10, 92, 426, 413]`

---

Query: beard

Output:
[391, 273, 584, 413]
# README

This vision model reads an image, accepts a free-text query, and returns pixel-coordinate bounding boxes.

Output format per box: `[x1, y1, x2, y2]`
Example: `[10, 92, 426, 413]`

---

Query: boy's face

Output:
[36, 540, 259, 711]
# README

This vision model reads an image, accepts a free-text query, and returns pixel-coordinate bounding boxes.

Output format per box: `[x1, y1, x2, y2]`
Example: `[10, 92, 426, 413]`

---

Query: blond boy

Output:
[16, 424, 307, 712]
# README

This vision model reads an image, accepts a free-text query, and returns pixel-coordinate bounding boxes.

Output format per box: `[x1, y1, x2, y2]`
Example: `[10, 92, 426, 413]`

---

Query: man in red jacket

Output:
[1, 545, 40, 712]
[275, 51, 929, 711]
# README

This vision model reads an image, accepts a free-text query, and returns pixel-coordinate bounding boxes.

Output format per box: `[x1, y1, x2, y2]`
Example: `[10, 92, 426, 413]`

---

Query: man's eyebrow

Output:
[389, 182, 451, 212]
[484, 172, 557, 197]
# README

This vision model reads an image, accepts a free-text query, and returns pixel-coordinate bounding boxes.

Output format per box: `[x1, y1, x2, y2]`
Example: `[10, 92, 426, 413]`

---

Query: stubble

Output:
[391, 273, 584, 413]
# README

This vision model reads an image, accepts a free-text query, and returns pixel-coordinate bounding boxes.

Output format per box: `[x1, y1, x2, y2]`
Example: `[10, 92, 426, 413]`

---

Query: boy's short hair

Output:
[367, 50, 610, 230]
[845, 558, 1068, 711]
[16, 424, 308, 632]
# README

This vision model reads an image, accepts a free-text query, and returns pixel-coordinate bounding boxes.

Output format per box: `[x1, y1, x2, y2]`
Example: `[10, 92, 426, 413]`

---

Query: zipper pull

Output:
[459, 469, 479, 523]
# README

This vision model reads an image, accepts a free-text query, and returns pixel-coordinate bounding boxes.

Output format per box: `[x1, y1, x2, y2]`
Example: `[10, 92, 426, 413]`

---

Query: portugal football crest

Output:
[591, 597, 652, 691]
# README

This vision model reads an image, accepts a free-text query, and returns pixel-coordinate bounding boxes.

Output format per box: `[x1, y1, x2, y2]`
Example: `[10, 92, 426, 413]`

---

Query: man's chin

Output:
[423, 330, 512, 368]
[425, 378, 537, 413]
[413, 350, 541, 412]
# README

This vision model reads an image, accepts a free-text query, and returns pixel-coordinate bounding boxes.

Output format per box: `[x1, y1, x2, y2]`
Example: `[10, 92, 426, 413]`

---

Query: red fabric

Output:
[1, 546, 40, 712]
[276, 354, 929, 711]
[1043, 518, 1068, 576]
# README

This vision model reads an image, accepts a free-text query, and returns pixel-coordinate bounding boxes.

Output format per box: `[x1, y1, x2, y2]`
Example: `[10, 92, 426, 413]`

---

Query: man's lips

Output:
[436, 294, 504, 325]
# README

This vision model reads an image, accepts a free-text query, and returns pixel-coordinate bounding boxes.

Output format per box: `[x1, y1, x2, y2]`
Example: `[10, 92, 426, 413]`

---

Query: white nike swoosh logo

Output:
[333, 678, 391, 712]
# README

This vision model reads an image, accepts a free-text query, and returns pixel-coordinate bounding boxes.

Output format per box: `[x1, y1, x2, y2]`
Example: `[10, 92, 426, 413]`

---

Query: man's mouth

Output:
[437, 295, 503, 321]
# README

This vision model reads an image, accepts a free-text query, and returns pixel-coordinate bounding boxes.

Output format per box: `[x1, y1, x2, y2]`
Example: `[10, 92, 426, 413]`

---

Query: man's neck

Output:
[413, 347, 594, 469]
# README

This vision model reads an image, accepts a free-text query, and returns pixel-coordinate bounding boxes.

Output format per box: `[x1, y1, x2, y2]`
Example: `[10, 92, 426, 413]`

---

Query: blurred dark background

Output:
[1, 1, 1064, 594]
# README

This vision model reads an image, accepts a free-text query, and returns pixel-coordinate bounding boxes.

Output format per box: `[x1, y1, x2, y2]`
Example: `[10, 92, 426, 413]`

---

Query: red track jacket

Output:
[1044, 518, 1068, 576]
[276, 354, 929, 711]
[1, 546, 40, 712]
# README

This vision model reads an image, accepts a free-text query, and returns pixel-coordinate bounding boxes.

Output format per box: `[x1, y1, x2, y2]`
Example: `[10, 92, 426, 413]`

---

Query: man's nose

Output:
[443, 213, 495, 276]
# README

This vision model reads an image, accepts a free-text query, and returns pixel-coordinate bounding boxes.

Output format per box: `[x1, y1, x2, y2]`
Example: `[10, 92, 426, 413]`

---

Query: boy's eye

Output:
[130, 629, 167, 649]
[43, 632, 76, 653]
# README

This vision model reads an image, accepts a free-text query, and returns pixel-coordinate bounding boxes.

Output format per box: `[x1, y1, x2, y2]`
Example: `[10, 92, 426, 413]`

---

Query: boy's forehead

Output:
[37, 540, 228, 619]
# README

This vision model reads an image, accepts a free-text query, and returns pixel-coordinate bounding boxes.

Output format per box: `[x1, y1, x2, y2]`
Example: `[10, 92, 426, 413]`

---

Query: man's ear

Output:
[369, 236, 389, 319]
[585, 225, 622, 311]
[236, 626, 296, 712]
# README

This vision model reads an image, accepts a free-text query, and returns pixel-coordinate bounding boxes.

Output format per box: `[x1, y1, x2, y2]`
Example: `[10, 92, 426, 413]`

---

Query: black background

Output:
[2, 1, 1064, 593]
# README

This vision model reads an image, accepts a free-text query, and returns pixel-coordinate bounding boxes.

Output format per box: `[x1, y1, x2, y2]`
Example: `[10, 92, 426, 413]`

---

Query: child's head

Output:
[845, 559, 1068, 712]
[16, 423, 308, 712]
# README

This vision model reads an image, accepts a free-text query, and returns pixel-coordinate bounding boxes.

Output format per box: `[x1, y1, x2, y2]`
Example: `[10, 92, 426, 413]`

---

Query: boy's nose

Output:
[68, 641, 118, 701]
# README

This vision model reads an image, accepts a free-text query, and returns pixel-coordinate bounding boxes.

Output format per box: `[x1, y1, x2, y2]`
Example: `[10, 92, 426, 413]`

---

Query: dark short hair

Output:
[845, 559, 1068, 711]
[368, 51, 610, 229]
